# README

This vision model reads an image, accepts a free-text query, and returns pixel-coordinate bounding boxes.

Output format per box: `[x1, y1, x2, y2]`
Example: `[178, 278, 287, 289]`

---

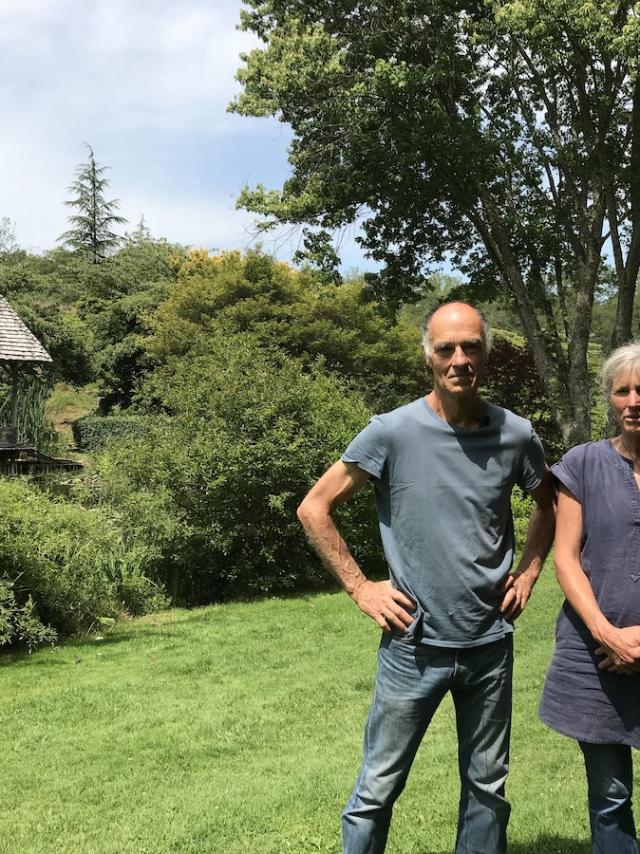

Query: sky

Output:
[0, 0, 376, 271]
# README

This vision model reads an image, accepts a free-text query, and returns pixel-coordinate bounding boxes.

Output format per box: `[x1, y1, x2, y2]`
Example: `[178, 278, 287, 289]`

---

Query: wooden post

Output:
[7, 363, 18, 444]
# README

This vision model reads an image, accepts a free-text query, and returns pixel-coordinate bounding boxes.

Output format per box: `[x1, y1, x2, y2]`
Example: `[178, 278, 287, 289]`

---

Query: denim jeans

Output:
[342, 634, 513, 854]
[579, 741, 638, 853]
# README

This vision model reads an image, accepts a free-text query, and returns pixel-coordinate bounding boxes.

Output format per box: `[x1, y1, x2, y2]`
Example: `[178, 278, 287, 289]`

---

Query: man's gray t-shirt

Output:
[342, 398, 545, 648]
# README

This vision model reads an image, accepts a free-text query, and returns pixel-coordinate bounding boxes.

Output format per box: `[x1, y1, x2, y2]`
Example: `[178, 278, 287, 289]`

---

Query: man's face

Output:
[426, 304, 488, 398]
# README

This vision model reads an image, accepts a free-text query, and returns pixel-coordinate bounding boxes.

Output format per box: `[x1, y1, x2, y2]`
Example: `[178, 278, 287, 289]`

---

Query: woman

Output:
[540, 342, 640, 854]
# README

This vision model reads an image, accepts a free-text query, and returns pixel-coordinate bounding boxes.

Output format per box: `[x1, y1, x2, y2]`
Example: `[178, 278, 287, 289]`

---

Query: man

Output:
[297, 302, 555, 854]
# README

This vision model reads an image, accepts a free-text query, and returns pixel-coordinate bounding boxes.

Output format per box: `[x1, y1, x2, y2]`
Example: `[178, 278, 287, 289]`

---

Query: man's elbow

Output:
[297, 495, 319, 528]
[296, 497, 310, 526]
[297, 494, 329, 531]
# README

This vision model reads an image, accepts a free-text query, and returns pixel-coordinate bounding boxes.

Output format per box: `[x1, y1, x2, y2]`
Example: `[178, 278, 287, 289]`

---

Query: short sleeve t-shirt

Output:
[342, 397, 545, 647]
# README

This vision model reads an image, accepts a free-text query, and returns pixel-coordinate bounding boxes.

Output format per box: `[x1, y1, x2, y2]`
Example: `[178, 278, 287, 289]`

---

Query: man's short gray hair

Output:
[421, 301, 492, 360]
[602, 341, 640, 397]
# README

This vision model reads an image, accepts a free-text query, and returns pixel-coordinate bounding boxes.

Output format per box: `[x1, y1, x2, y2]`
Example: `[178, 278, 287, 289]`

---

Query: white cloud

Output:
[0, 0, 257, 136]
[0, 1, 376, 271]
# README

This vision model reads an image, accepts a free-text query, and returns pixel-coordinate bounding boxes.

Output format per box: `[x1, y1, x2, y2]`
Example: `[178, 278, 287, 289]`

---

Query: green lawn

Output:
[0, 569, 622, 853]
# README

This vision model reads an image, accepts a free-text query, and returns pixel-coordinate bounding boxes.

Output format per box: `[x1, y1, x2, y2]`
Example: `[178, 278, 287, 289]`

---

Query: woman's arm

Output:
[554, 484, 640, 672]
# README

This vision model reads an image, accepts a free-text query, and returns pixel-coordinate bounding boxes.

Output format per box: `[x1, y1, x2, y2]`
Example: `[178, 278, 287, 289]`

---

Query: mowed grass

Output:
[1, 569, 622, 853]
[46, 383, 98, 448]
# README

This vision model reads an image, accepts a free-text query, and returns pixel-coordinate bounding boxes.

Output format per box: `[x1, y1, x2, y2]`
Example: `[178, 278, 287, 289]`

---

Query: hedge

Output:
[72, 414, 148, 450]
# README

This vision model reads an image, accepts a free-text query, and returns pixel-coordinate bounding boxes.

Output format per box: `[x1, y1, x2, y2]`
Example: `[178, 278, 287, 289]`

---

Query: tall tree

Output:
[0, 217, 18, 256]
[59, 145, 127, 264]
[232, 0, 640, 445]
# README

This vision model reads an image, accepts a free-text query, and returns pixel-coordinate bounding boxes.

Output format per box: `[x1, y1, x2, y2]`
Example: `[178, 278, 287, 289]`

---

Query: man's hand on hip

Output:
[351, 579, 416, 633]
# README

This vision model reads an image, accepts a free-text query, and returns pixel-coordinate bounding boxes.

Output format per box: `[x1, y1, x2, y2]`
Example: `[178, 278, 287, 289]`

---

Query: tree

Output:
[232, 0, 640, 445]
[146, 249, 426, 412]
[0, 217, 18, 256]
[59, 144, 127, 264]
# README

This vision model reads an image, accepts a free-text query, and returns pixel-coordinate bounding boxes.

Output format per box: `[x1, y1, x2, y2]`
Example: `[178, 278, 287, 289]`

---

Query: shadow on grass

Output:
[423, 836, 589, 854]
[87, 629, 179, 646]
[0, 654, 66, 668]
[0, 628, 182, 666]
[507, 838, 589, 853]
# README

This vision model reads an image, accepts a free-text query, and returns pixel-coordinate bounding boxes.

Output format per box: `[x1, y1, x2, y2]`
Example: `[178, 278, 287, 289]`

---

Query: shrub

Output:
[0, 478, 167, 649]
[93, 333, 384, 603]
[0, 373, 59, 452]
[72, 414, 148, 450]
[0, 580, 57, 651]
[147, 249, 426, 413]
[511, 488, 535, 551]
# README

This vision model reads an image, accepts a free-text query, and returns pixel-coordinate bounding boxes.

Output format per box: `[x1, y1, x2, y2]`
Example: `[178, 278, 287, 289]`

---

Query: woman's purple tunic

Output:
[539, 440, 640, 747]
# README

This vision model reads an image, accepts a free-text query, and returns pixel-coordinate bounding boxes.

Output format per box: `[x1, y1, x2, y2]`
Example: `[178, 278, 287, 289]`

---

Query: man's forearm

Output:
[501, 500, 555, 620]
[297, 498, 416, 633]
[297, 461, 416, 632]
[513, 502, 555, 580]
[297, 503, 368, 595]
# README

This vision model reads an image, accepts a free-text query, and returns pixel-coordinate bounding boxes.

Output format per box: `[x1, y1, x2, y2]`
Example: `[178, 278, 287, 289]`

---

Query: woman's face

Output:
[611, 368, 640, 437]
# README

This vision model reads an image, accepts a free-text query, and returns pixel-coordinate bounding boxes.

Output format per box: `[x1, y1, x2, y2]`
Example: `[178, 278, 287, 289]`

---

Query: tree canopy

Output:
[233, 0, 640, 444]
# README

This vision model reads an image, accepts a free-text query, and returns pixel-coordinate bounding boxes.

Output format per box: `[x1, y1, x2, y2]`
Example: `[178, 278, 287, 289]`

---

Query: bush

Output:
[511, 488, 535, 550]
[147, 249, 426, 413]
[92, 333, 384, 603]
[0, 478, 167, 649]
[72, 414, 148, 450]
[0, 373, 59, 452]
[0, 579, 57, 651]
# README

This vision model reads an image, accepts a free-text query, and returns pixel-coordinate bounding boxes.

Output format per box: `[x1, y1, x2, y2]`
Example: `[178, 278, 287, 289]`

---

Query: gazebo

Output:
[0, 295, 81, 474]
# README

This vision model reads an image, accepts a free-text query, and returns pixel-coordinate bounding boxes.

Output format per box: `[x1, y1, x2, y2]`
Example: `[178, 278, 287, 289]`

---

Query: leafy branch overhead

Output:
[59, 144, 127, 264]
[232, 0, 640, 445]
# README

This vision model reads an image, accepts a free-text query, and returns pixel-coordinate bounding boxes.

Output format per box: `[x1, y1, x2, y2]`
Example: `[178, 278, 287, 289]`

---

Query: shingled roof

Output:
[0, 295, 52, 363]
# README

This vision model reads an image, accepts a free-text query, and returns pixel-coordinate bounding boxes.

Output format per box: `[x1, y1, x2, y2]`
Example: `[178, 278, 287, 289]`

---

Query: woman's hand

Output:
[595, 625, 640, 674]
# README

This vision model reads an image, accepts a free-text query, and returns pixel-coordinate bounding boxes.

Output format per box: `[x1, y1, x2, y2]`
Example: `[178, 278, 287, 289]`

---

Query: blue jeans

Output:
[342, 634, 513, 854]
[579, 741, 638, 853]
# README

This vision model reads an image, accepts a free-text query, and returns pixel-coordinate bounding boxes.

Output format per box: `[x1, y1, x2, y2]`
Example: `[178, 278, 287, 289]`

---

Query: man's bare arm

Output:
[500, 468, 556, 621]
[297, 460, 415, 632]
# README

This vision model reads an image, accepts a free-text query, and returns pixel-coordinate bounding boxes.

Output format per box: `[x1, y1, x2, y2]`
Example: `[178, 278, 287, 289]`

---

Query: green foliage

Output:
[0, 580, 57, 651]
[103, 234, 184, 290]
[91, 283, 171, 412]
[482, 330, 564, 458]
[8, 299, 95, 387]
[72, 414, 148, 450]
[92, 333, 383, 604]
[0, 372, 59, 452]
[147, 248, 426, 413]
[0, 478, 167, 649]
[233, 0, 640, 443]
[511, 489, 535, 549]
[0, 240, 184, 411]
[58, 144, 127, 263]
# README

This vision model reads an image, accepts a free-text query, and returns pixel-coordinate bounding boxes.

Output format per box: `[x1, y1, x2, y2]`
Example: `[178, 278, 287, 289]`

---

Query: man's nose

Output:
[451, 346, 468, 366]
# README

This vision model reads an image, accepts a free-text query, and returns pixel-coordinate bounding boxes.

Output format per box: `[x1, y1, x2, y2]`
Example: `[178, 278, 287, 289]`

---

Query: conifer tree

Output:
[59, 145, 127, 263]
